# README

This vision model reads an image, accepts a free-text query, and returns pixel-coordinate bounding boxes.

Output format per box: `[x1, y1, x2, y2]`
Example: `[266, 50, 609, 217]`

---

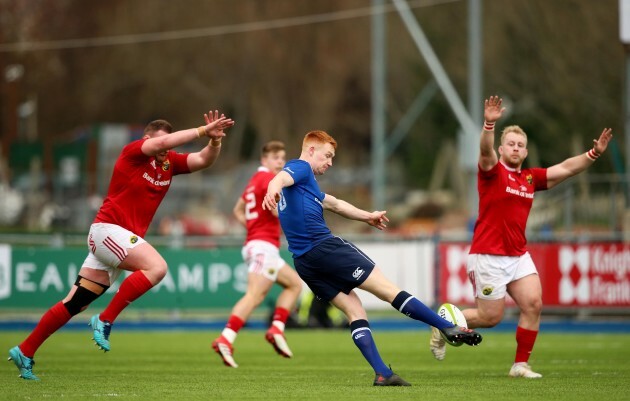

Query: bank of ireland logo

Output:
[558, 246, 590, 304]
[0, 244, 11, 300]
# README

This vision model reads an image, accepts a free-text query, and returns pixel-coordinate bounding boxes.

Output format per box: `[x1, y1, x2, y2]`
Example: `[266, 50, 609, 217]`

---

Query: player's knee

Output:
[148, 261, 168, 281]
[287, 278, 303, 292]
[479, 310, 503, 327]
[63, 276, 109, 316]
[484, 314, 503, 327]
[522, 297, 543, 315]
[248, 290, 268, 306]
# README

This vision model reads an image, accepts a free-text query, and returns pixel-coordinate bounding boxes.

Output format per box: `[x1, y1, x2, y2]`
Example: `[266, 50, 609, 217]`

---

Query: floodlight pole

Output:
[466, 0, 483, 220]
[371, 0, 387, 211]
[621, 0, 630, 207]
[625, 49, 630, 207]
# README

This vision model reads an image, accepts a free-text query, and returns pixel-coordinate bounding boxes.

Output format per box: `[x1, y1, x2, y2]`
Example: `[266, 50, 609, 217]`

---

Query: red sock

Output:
[272, 307, 290, 324]
[515, 326, 538, 363]
[100, 271, 153, 323]
[20, 302, 72, 358]
[226, 315, 245, 332]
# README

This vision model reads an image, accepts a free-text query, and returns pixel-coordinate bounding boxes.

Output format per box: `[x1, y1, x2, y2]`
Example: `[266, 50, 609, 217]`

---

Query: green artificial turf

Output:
[1, 329, 628, 400]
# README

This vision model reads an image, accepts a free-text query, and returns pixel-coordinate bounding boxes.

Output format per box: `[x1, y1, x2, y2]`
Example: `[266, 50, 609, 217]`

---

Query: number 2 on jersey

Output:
[244, 192, 258, 220]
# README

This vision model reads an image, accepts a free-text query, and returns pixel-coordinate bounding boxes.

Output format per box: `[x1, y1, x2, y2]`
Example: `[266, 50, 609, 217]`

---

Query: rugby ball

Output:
[437, 303, 467, 347]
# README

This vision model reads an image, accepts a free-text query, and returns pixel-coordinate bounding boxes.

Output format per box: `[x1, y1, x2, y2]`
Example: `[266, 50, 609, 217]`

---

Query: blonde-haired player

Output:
[430, 96, 613, 378]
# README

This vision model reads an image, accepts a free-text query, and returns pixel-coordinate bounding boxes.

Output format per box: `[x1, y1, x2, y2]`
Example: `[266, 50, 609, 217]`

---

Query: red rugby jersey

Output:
[241, 167, 281, 248]
[94, 139, 190, 236]
[469, 161, 547, 256]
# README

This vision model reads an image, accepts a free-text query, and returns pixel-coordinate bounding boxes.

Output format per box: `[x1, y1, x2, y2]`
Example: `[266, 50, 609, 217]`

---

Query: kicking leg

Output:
[360, 267, 481, 362]
[360, 267, 481, 340]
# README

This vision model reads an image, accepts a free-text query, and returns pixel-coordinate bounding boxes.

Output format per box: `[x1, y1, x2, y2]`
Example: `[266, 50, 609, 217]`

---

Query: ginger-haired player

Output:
[262, 130, 482, 386]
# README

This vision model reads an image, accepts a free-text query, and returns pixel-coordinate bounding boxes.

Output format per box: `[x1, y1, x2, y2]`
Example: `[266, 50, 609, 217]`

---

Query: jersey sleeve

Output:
[531, 167, 548, 191]
[169, 151, 191, 175]
[478, 162, 500, 180]
[284, 160, 309, 184]
[120, 140, 149, 165]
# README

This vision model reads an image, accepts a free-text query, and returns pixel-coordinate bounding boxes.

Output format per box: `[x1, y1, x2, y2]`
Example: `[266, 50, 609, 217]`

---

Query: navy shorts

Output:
[294, 236, 375, 302]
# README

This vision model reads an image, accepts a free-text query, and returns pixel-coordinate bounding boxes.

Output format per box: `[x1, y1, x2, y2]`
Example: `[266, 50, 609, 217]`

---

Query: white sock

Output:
[221, 328, 237, 343]
[272, 321, 285, 332]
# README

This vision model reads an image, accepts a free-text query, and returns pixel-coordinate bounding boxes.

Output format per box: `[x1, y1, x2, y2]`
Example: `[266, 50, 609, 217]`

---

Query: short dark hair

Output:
[262, 140, 285, 157]
[145, 119, 173, 135]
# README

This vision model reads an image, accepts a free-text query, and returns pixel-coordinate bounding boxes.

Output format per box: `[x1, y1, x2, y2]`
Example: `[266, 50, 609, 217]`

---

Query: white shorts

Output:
[82, 223, 147, 285]
[242, 240, 287, 282]
[466, 252, 538, 300]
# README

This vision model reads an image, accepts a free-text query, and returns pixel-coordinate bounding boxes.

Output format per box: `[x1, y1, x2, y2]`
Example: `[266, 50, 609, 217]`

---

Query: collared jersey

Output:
[469, 161, 547, 256]
[94, 139, 190, 236]
[277, 159, 333, 257]
[241, 166, 281, 248]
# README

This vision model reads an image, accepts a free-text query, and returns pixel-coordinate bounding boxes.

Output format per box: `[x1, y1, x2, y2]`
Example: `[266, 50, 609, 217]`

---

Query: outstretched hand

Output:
[592, 128, 613, 154]
[262, 192, 281, 211]
[366, 211, 389, 230]
[203, 110, 235, 139]
[484, 96, 506, 123]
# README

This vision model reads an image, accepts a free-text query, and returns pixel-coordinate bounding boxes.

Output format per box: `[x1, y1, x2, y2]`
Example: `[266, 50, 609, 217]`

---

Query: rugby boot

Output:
[212, 336, 238, 368]
[440, 325, 482, 346]
[265, 325, 293, 358]
[8, 346, 39, 380]
[89, 314, 112, 352]
[509, 362, 542, 378]
[373, 367, 411, 386]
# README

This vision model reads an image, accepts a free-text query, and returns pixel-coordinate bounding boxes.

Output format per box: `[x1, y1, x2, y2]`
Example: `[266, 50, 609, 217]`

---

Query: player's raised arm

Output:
[187, 110, 236, 172]
[262, 171, 294, 210]
[546, 128, 613, 189]
[322, 194, 389, 230]
[141, 110, 234, 158]
[479, 96, 504, 171]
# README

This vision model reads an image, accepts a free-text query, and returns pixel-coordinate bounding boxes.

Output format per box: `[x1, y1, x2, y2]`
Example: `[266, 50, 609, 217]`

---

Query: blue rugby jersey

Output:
[277, 159, 333, 257]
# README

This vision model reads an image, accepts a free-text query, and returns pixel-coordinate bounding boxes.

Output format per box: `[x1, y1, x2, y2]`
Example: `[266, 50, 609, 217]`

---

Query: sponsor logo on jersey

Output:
[508, 174, 516, 181]
[352, 267, 364, 280]
[505, 186, 534, 199]
[142, 172, 171, 187]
